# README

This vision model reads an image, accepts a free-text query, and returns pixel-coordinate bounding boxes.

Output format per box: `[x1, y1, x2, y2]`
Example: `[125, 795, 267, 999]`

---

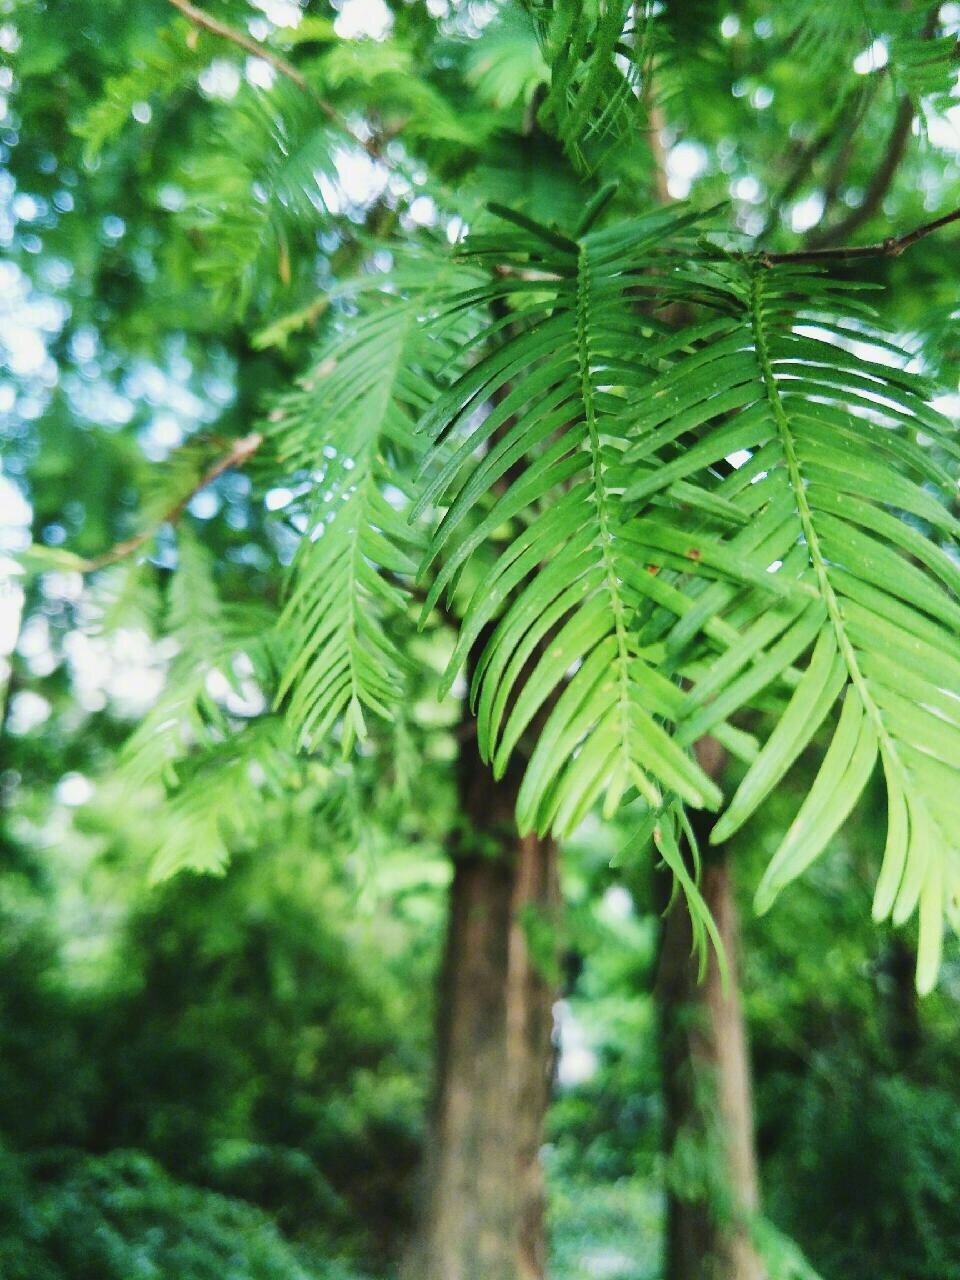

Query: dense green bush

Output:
[0, 906, 96, 1151]
[0, 1147, 367, 1280]
[0, 847, 432, 1274]
[85, 854, 430, 1264]
[766, 1067, 960, 1280]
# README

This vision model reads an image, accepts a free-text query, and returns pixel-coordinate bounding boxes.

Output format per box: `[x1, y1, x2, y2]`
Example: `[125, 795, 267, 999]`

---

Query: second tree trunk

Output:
[657, 830, 765, 1280]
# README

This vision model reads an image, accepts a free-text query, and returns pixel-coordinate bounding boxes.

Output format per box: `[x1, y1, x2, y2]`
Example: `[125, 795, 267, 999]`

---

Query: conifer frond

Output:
[121, 535, 278, 791]
[889, 22, 960, 111]
[318, 40, 483, 154]
[149, 718, 297, 881]
[907, 300, 960, 385]
[116, 534, 286, 881]
[415, 206, 739, 841]
[786, 1, 957, 110]
[520, 0, 647, 172]
[465, 8, 550, 112]
[622, 260, 960, 992]
[74, 26, 210, 162]
[269, 291, 467, 755]
[178, 79, 336, 310]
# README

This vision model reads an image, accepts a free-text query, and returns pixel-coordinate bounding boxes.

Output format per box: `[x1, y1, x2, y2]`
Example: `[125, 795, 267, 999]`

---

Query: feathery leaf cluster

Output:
[67, 0, 960, 987]
[621, 253, 960, 992]
[118, 536, 288, 879]
[520, 0, 647, 172]
[268, 297, 444, 755]
[270, 200, 959, 987]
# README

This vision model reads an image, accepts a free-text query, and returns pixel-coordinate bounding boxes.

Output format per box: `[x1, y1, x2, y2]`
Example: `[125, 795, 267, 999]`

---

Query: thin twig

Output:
[77, 433, 263, 573]
[166, 0, 340, 125]
[167, 0, 411, 161]
[758, 205, 960, 266]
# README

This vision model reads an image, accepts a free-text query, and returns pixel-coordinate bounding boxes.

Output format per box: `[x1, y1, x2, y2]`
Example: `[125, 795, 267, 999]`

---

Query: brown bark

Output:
[403, 739, 560, 1280]
[657, 820, 765, 1280]
[509, 822, 561, 1280]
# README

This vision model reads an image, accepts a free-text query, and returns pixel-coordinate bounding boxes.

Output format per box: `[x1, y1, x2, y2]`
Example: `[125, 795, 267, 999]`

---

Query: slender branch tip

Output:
[757, 205, 960, 267]
[76, 433, 264, 574]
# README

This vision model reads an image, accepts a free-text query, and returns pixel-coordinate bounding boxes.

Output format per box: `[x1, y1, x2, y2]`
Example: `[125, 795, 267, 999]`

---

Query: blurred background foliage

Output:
[5, 744, 960, 1278]
[3, 0, 960, 1276]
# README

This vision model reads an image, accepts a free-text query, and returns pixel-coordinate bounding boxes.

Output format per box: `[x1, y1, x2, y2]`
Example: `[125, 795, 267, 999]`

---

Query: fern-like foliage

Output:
[74, 25, 211, 163]
[318, 40, 484, 158]
[268, 287, 469, 754]
[258, 190, 959, 988]
[622, 259, 960, 992]
[113, 533, 293, 879]
[520, 0, 646, 172]
[177, 77, 337, 312]
[413, 203, 756, 842]
[785, 1, 958, 112]
[148, 717, 297, 880]
[121, 534, 278, 792]
[464, 7, 550, 112]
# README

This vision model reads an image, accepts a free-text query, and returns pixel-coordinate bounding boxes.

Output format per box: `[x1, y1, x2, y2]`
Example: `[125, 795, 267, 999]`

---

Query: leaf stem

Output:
[575, 244, 657, 806]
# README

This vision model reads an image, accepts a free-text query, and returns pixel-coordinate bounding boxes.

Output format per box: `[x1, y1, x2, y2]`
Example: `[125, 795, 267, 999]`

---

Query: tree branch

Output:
[166, 0, 341, 125]
[166, 0, 412, 161]
[758, 205, 960, 266]
[814, 80, 878, 225]
[801, 5, 940, 249]
[803, 93, 915, 249]
[77, 432, 263, 573]
[759, 79, 874, 243]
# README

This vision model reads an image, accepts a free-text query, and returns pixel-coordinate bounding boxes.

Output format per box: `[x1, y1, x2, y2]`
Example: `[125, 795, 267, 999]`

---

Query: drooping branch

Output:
[757, 205, 960, 266]
[77, 432, 263, 573]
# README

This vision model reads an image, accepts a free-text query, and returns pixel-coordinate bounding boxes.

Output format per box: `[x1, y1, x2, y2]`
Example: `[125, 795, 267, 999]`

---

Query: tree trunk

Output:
[509, 822, 560, 1280]
[657, 814, 765, 1280]
[403, 740, 560, 1280]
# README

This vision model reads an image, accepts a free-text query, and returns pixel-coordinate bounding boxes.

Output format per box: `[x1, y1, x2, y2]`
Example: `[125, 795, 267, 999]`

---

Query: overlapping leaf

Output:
[784, 0, 958, 111]
[414, 205, 749, 842]
[120, 534, 279, 792]
[622, 260, 960, 991]
[178, 78, 337, 310]
[148, 718, 298, 881]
